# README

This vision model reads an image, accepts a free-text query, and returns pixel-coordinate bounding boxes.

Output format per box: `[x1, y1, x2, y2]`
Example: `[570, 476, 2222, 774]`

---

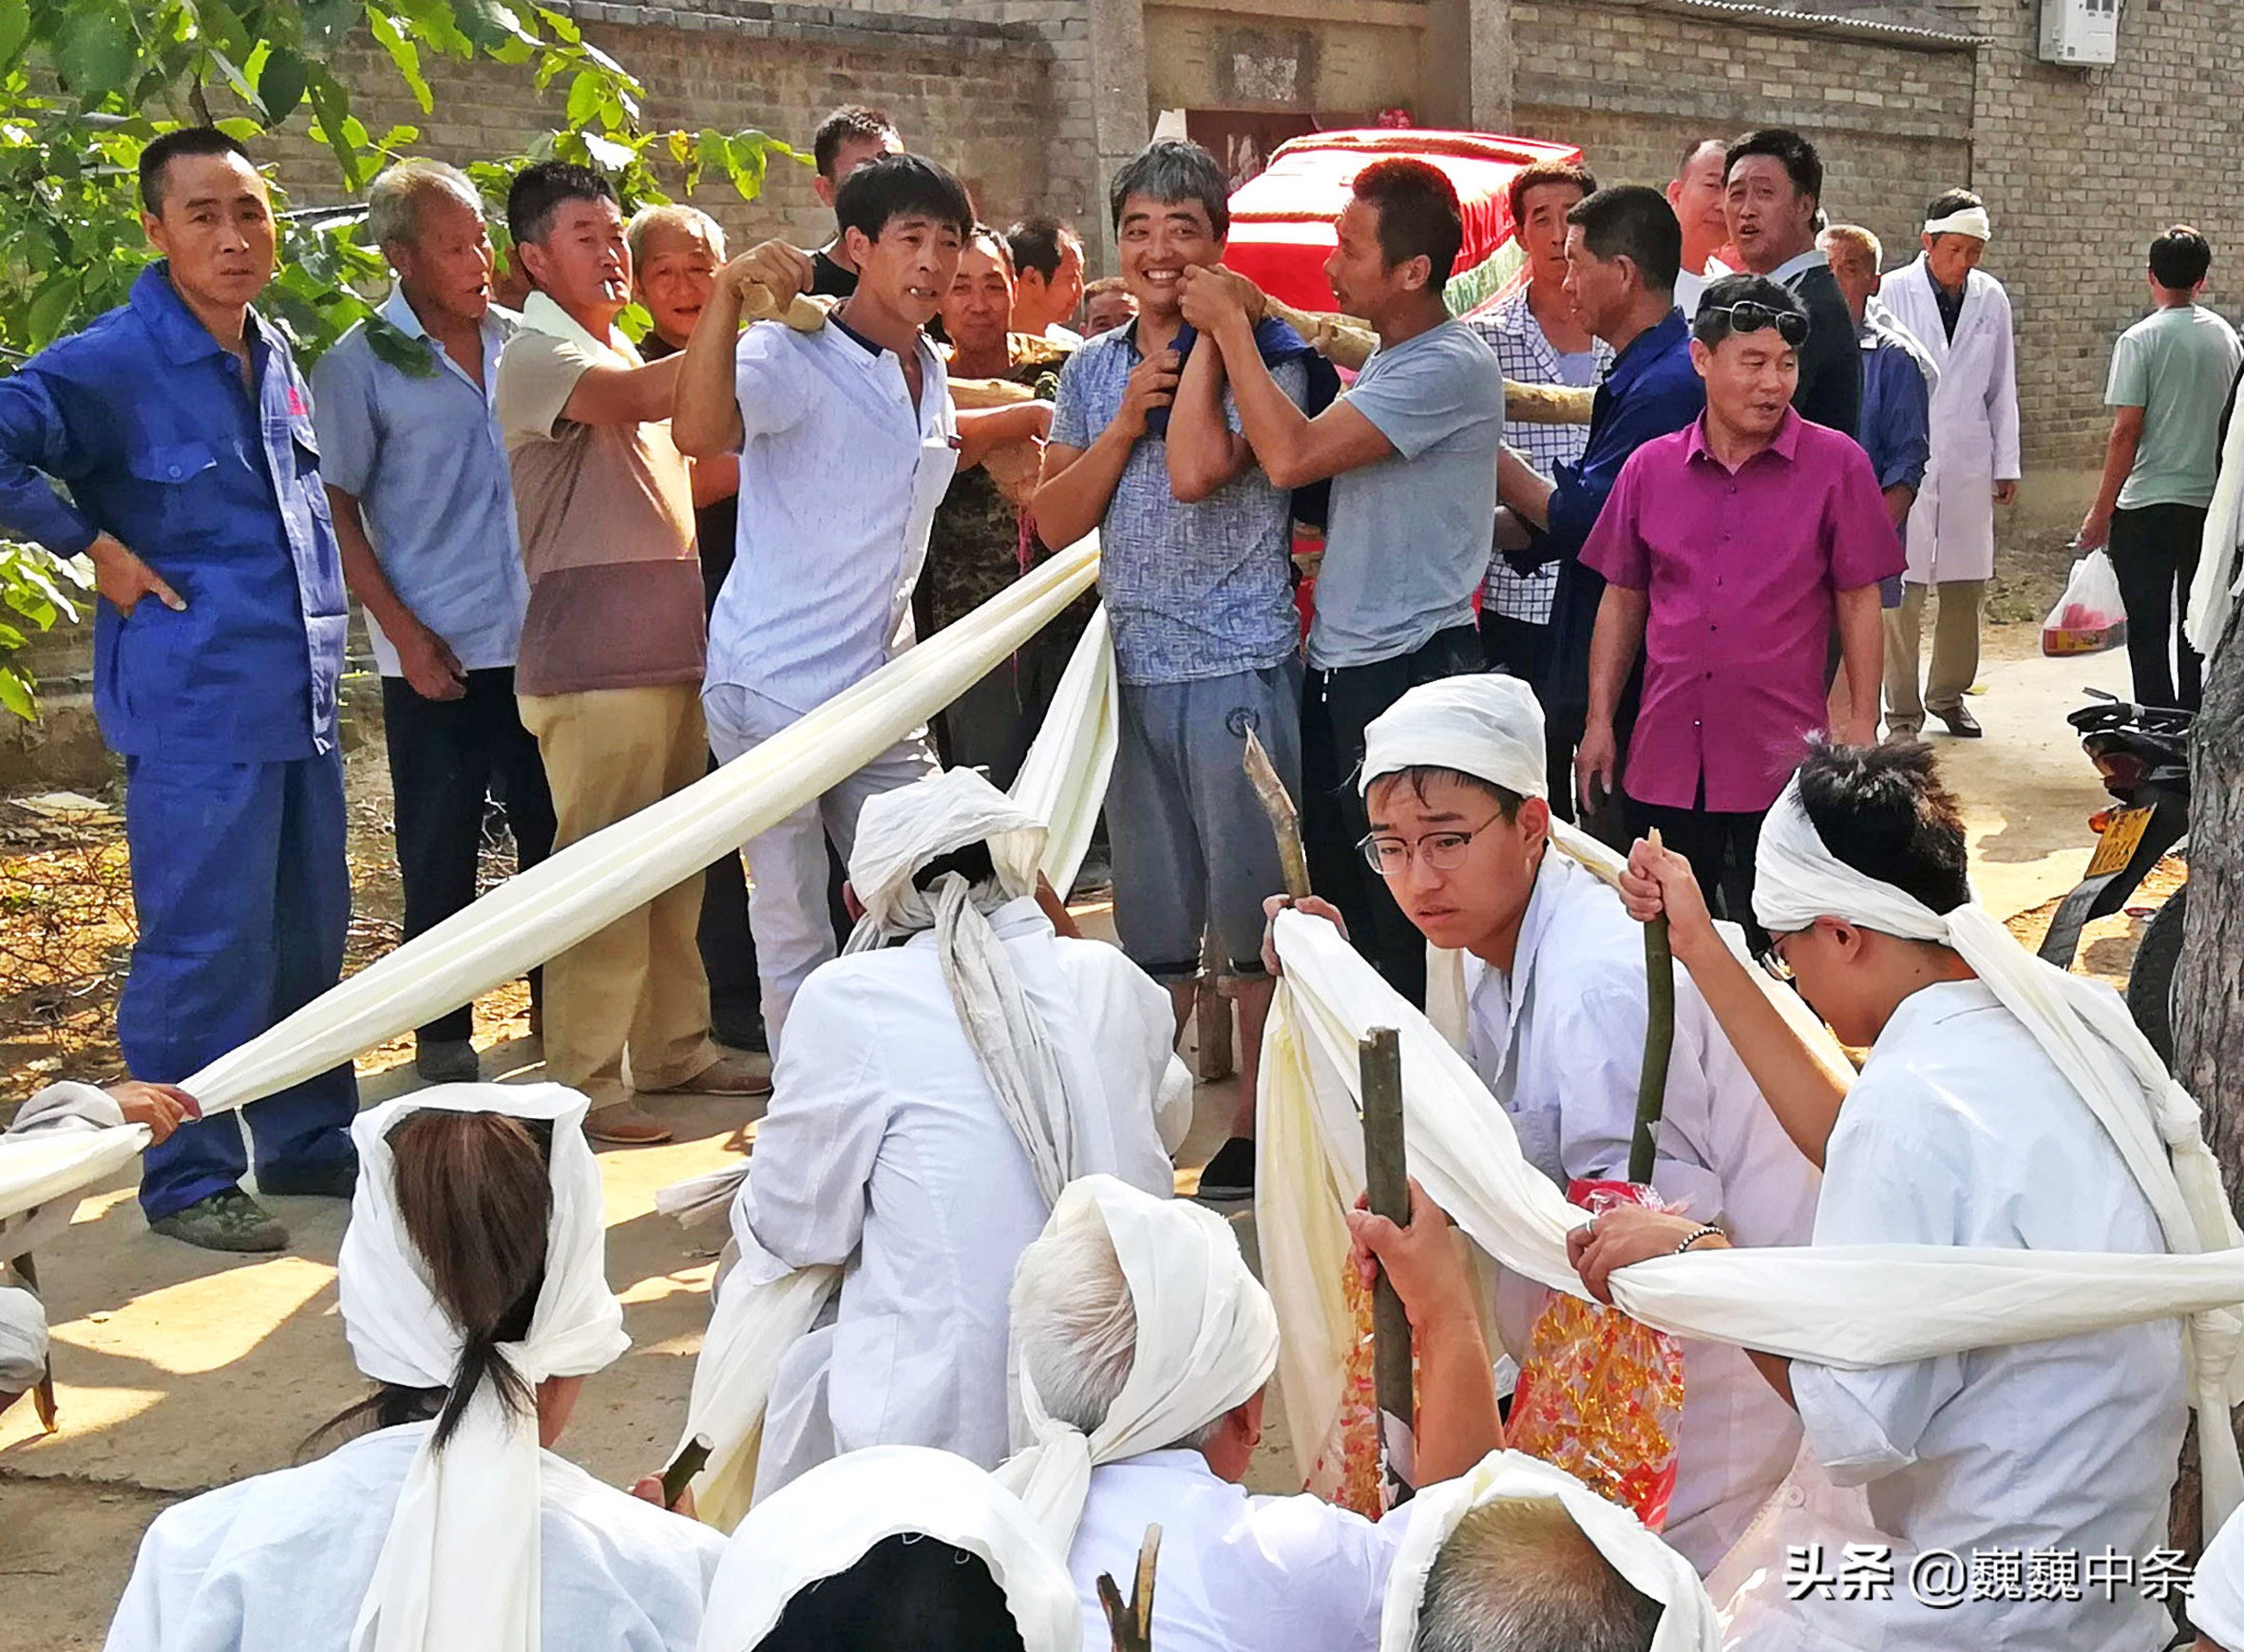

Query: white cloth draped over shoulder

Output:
[1379, 1451, 1720, 1652]
[1752, 776, 2244, 1533]
[694, 1445, 1081, 1652]
[335, 1083, 630, 1652]
[996, 1175, 1282, 1555]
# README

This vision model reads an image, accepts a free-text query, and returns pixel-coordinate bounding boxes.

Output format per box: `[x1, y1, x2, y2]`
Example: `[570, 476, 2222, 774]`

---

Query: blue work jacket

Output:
[0, 262, 347, 761]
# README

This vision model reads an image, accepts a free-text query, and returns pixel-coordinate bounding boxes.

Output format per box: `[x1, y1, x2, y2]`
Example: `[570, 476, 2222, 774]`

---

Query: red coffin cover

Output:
[1224, 129, 1584, 313]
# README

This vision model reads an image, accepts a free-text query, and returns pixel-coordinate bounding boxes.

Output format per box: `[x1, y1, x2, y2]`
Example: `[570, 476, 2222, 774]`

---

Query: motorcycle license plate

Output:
[2086, 806, 2155, 879]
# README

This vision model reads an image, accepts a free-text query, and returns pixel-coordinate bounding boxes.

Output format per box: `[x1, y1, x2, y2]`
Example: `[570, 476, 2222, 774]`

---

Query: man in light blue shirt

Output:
[313, 160, 554, 1084]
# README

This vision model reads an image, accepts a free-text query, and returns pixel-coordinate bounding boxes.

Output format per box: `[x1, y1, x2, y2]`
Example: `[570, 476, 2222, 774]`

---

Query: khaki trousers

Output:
[518, 682, 714, 1107]
[1882, 579, 1985, 734]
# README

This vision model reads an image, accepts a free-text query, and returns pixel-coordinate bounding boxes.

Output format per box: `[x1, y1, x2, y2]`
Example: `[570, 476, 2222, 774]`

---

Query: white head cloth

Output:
[696, 1444, 1081, 1652]
[1359, 672, 1548, 802]
[997, 1174, 1281, 1551]
[845, 769, 1082, 1205]
[1753, 776, 2244, 1527]
[336, 1082, 629, 1652]
[1379, 1451, 1719, 1652]
[1923, 205, 1992, 241]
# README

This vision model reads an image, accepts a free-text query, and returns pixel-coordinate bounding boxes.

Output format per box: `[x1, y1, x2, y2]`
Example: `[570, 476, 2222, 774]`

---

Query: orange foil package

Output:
[1506, 1178, 1685, 1529]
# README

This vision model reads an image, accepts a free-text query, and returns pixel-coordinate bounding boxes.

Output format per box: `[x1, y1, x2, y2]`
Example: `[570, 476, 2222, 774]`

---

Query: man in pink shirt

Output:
[1577, 273, 1900, 937]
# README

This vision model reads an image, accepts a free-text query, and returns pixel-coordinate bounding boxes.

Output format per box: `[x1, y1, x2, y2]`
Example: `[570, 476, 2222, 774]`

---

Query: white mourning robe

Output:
[2191, 1499, 2244, 1652]
[1463, 851, 1819, 1573]
[103, 1423, 725, 1652]
[1879, 257, 2021, 585]
[1, 1082, 124, 1388]
[1066, 1449, 1416, 1652]
[732, 897, 1187, 1497]
[1778, 979, 2186, 1652]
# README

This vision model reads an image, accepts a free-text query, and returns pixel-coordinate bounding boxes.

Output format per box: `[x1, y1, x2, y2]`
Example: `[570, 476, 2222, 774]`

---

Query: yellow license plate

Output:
[2086, 806, 2154, 879]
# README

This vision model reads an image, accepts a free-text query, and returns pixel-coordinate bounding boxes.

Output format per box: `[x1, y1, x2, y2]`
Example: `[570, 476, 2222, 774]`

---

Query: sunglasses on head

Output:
[1708, 300, 1810, 348]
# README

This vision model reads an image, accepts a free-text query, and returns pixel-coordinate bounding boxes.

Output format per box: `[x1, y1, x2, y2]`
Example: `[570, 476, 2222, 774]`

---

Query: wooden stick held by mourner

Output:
[1096, 1523, 1162, 1652]
[1360, 1026, 1415, 1504]
[1627, 828, 1676, 1185]
[14, 1250, 55, 1433]
[1242, 727, 1312, 900]
[659, 1433, 712, 1510]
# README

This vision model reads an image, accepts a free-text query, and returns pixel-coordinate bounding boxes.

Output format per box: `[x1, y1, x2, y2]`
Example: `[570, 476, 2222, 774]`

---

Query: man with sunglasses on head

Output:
[1577, 275, 1901, 940]
[1259, 671, 1818, 1572]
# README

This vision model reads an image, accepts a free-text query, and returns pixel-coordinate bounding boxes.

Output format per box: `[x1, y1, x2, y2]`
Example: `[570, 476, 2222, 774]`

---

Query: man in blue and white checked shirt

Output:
[1033, 139, 1309, 1201]
[1466, 161, 1609, 690]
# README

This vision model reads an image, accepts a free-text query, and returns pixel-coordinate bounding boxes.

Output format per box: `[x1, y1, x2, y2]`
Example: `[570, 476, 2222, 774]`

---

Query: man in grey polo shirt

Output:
[1034, 139, 1306, 1201]
[314, 160, 554, 1085]
[1183, 156, 1504, 1007]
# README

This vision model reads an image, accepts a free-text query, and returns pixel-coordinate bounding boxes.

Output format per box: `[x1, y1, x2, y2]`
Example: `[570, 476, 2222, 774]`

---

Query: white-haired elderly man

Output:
[1265, 672, 1820, 1574]
[312, 158, 555, 1087]
[720, 769, 1190, 1499]
[1000, 1174, 1504, 1652]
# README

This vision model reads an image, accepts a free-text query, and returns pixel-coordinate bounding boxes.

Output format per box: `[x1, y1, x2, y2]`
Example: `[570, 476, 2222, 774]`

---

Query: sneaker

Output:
[638, 1054, 772, 1098]
[414, 1038, 481, 1084]
[1194, 1136, 1257, 1203]
[584, 1102, 674, 1146]
[257, 1157, 359, 1199]
[148, 1187, 289, 1253]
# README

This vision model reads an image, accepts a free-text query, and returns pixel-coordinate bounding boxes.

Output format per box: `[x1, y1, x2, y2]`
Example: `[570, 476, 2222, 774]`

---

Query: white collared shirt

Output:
[1067, 1450, 1415, 1652]
[706, 315, 959, 713]
[1464, 851, 1820, 1571]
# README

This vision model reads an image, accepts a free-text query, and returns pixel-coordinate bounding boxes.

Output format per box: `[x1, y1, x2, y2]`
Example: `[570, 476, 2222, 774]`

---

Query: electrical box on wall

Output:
[2040, 0, 2120, 66]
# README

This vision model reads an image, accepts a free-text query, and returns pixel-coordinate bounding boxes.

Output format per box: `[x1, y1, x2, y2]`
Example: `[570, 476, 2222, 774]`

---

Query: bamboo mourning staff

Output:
[14, 1250, 55, 1432]
[1097, 1524, 1162, 1652]
[1547, 829, 1676, 1184]
[1242, 729, 1414, 1500]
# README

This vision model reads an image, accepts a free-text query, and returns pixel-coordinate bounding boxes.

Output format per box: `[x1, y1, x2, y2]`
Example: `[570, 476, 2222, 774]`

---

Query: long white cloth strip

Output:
[2189, 401, 2244, 658]
[995, 1174, 1282, 1555]
[1259, 908, 2244, 1537]
[0, 1121, 148, 1231]
[1922, 206, 1991, 240]
[1753, 775, 2244, 1531]
[179, 538, 1102, 1115]
[1379, 1451, 1720, 1652]
[338, 1082, 629, 1652]
[1010, 603, 1117, 900]
[696, 1444, 1084, 1652]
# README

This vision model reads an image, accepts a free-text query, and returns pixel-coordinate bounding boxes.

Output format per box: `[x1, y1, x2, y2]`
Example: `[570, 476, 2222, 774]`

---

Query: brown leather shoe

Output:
[638, 1054, 773, 1097]
[1934, 705, 1983, 738]
[583, 1102, 674, 1146]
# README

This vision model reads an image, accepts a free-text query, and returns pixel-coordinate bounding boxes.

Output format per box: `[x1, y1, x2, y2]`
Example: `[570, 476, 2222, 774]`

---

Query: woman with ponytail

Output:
[105, 1084, 723, 1652]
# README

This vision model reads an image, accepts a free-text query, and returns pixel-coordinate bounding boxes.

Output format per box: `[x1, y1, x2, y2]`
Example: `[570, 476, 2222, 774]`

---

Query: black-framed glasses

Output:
[1357, 817, 1503, 876]
[1707, 299, 1810, 348]
[1758, 925, 1808, 984]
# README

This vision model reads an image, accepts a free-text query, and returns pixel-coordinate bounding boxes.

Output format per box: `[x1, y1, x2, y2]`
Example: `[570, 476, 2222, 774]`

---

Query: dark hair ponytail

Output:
[307, 1111, 553, 1457]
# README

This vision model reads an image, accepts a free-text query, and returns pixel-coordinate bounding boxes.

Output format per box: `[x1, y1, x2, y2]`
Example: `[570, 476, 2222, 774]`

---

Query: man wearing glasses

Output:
[1576, 275, 1901, 942]
[1261, 671, 1818, 1572]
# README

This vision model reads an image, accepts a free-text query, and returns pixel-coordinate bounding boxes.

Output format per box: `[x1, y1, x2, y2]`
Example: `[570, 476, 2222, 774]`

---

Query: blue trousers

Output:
[121, 750, 359, 1221]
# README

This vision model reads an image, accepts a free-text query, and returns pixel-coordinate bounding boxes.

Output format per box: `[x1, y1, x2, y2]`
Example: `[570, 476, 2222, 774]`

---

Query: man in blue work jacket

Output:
[0, 128, 356, 1251]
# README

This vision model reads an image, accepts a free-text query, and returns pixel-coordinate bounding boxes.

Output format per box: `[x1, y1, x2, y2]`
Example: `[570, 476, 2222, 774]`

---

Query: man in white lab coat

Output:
[1575, 742, 2192, 1652]
[1280, 672, 1819, 1573]
[726, 769, 1189, 1497]
[1878, 189, 2022, 740]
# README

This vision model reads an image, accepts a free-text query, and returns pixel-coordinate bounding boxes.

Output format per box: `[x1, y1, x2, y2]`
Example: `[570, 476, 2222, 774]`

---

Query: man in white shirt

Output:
[1273, 673, 1818, 1572]
[1004, 1174, 1504, 1652]
[723, 769, 1189, 1497]
[1879, 189, 2023, 739]
[675, 154, 1030, 1049]
[1665, 137, 1734, 317]
[1576, 742, 2190, 1652]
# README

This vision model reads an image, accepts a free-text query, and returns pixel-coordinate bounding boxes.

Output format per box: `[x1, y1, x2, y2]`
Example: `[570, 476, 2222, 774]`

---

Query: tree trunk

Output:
[2172, 617, 2244, 1557]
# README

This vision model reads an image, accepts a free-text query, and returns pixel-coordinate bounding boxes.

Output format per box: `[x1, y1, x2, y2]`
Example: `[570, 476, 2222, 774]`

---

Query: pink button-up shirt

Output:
[1582, 408, 1903, 812]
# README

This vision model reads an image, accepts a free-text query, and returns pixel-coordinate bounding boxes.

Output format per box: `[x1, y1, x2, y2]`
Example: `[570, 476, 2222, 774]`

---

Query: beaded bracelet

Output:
[1673, 1224, 1725, 1256]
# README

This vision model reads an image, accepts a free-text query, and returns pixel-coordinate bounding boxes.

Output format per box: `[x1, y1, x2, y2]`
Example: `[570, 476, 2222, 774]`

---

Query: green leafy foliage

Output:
[0, 0, 807, 719]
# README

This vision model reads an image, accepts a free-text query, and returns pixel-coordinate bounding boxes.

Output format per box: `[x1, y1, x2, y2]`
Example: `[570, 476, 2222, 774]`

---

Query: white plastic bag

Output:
[2043, 549, 2128, 655]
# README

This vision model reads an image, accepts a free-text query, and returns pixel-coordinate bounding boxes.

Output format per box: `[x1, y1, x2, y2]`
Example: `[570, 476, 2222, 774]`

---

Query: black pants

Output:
[1303, 624, 1486, 1004]
[1626, 794, 1770, 954]
[384, 669, 557, 1044]
[2109, 503, 2207, 710]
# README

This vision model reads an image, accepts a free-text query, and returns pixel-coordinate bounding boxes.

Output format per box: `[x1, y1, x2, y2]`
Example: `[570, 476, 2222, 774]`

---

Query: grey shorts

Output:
[1110, 661, 1303, 981]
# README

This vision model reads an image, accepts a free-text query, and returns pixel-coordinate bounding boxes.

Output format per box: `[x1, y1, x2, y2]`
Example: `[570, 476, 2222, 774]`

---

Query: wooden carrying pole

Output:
[1097, 1524, 1162, 1652]
[1359, 1026, 1413, 1501]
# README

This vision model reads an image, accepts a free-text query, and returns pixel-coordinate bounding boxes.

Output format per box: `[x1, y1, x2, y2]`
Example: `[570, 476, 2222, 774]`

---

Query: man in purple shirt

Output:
[1578, 274, 1901, 935]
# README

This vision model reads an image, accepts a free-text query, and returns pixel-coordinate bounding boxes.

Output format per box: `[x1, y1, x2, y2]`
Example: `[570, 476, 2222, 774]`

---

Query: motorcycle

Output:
[2035, 691, 2193, 1060]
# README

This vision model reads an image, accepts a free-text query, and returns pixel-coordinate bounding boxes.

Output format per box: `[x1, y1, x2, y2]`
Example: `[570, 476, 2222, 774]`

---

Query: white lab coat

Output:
[104, 1423, 725, 1652]
[1880, 256, 2022, 584]
[1729, 979, 2186, 1652]
[731, 898, 1187, 1496]
[0, 1082, 124, 1389]
[1463, 852, 1819, 1573]
[1066, 1449, 1416, 1652]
